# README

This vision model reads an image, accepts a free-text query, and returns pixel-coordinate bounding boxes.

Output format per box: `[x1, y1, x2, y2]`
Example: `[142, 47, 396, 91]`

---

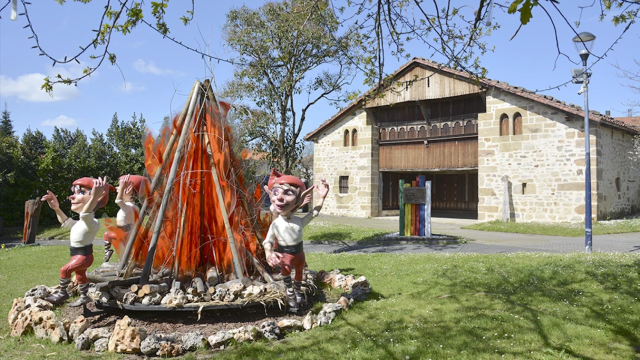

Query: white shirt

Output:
[263, 210, 319, 248]
[115, 199, 138, 226]
[62, 212, 100, 247]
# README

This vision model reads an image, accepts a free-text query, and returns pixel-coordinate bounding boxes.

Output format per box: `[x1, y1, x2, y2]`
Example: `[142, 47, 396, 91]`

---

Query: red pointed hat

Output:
[267, 168, 306, 191]
[72, 177, 115, 210]
[119, 175, 150, 197]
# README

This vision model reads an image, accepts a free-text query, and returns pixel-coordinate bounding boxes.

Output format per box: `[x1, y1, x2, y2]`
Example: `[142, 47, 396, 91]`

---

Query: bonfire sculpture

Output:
[92, 79, 283, 310]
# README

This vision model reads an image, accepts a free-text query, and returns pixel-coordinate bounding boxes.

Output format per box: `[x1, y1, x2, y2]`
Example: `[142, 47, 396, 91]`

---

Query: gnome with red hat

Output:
[103, 174, 148, 262]
[41, 177, 113, 306]
[263, 169, 329, 311]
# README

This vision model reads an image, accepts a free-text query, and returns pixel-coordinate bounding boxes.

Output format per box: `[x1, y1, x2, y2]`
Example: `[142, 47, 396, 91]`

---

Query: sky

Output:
[1, 1, 639, 142]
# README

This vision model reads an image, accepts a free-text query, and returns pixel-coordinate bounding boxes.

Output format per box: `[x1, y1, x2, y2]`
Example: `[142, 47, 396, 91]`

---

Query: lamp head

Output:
[572, 31, 596, 60]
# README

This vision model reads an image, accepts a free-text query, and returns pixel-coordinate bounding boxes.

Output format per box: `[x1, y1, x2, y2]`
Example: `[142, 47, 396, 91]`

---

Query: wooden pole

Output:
[139, 81, 202, 284]
[118, 80, 200, 272]
[22, 198, 43, 245]
[419, 175, 425, 237]
[399, 179, 405, 235]
[404, 184, 411, 236]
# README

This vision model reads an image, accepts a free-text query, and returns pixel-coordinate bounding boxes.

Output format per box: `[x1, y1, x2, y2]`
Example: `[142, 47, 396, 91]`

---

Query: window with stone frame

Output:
[343, 129, 350, 147]
[513, 113, 523, 135]
[339, 176, 349, 194]
[500, 114, 509, 136]
[352, 129, 358, 146]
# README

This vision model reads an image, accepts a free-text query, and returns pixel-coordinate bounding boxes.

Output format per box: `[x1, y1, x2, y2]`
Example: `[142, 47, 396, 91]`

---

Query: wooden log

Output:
[193, 277, 206, 294]
[186, 287, 197, 296]
[137, 289, 146, 298]
[130, 284, 140, 293]
[22, 198, 43, 245]
[140, 81, 202, 284]
[206, 267, 220, 287]
[208, 286, 216, 294]
[399, 179, 405, 235]
[245, 248, 274, 283]
[118, 80, 200, 272]
[142, 283, 169, 295]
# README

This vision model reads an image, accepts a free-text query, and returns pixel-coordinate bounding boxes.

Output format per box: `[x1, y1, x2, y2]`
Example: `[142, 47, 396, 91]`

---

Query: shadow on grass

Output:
[306, 231, 395, 242]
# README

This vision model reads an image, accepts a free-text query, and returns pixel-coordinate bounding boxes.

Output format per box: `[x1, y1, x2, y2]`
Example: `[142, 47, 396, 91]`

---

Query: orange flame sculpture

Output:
[120, 82, 271, 282]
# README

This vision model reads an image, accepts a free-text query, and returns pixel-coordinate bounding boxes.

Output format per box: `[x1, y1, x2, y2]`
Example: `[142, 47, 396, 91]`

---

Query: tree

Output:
[613, 59, 640, 109]
[106, 112, 147, 177]
[222, 0, 362, 174]
[0, 102, 14, 138]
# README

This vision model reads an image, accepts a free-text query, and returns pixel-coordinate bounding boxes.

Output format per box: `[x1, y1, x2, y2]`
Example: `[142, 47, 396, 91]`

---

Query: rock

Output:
[259, 320, 280, 340]
[68, 315, 90, 341]
[342, 274, 357, 292]
[317, 302, 343, 326]
[8, 298, 26, 326]
[11, 308, 34, 337]
[208, 331, 234, 348]
[232, 325, 260, 343]
[305, 269, 318, 281]
[157, 342, 182, 357]
[161, 292, 174, 305]
[332, 274, 347, 289]
[24, 285, 52, 299]
[242, 284, 264, 298]
[181, 331, 206, 351]
[84, 326, 111, 341]
[122, 291, 137, 305]
[319, 269, 340, 285]
[350, 276, 370, 291]
[94, 338, 109, 352]
[228, 282, 245, 296]
[108, 315, 146, 354]
[212, 287, 228, 302]
[30, 309, 68, 343]
[337, 296, 350, 310]
[141, 334, 178, 355]
[348, 286, 371, 301]
[109, 286, 129, 301]
[277, 319, 303, 332]
[265, 282, 285, 295]
[88, 286, 111, 303]
[75, 334, 91, 350]
[302, 312, 317, 330]
[25, 296, 53, 310]
[141, 293, 162, 305]
[223, 292, 236, 302]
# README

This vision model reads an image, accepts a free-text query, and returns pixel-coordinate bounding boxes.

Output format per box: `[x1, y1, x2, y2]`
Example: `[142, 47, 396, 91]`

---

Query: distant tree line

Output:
[0, 103, 147, 227]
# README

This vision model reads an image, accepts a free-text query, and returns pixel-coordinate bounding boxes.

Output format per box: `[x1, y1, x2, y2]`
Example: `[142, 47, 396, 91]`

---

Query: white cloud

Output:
[120, 81, 146, 93]
[0, 73, 80, 102]
[133, 59, 175, 75]
[40, 115, 78, 128]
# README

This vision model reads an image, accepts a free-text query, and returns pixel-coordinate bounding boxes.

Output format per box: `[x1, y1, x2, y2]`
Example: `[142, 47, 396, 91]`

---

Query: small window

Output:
[514, 112, 523, 135]
[615, 177, 621, 192]
[522, 183, 527, 195]
[418, 126, 427, 138]
[408, 127, 416, 138]
[441, 123, 450, 136]
[380, 128, 388, 140]
[453, 122, 463, 135]
[464, 120, 475, 134]
[339, 176, 349, 194]
[500, 113, 509, 136]
[398, 128, 406, 139]
[431, 124, 440, 136]
[389, 128, 397, 140]
[352, 129, 358, 146]
[343, 129, 350, 147]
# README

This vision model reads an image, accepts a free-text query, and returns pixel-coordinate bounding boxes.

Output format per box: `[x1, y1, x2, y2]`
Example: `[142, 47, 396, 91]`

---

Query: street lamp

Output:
[571, 31, 596, 253]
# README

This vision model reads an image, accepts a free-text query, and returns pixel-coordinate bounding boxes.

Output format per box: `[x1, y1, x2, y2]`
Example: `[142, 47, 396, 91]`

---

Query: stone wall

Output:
[311, 108, 379, 217]
[478, 90, 599, 222]
[596, 128, 640, 218]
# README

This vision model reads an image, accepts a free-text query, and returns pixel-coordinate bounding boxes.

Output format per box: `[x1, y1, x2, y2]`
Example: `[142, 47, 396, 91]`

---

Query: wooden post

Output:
[118, 80, 200, 273]
[419, 175, 425, 237]
[399, 179, 405, 235]
[22, 198, 43, 245]
[404, 184, 411, 236]
[425, 181, 432, 237]
[411, 180, 417, 236]
[140, 81, 202, 284]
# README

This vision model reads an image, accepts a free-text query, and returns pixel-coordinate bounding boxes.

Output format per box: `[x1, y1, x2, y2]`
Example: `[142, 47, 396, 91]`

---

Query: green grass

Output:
[2, 246, 640, 359]
[464, 218, 640, 237]
[303, 220, 392, 241]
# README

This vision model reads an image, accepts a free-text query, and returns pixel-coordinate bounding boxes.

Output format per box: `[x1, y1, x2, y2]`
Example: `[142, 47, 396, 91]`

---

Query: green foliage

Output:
[222, 0, 361, 174]
[464, 218, 640, 236]
[0, 102, 14, 138]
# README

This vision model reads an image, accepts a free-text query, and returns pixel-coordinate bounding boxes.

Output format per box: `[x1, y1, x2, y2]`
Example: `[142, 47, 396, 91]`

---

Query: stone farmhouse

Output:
[304, 58, 640, 222]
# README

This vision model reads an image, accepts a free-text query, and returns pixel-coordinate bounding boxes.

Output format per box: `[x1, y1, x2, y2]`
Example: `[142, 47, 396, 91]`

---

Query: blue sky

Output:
[1, 1, 638, 141]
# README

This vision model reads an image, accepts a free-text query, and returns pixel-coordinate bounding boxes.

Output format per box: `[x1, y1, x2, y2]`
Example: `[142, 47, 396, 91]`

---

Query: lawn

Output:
[1, 245, 639, 359]
[464, 217, 640, 237]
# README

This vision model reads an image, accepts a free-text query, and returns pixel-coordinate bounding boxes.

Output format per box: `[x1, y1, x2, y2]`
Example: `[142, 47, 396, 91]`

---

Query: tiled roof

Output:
[305, 57, 640, 140]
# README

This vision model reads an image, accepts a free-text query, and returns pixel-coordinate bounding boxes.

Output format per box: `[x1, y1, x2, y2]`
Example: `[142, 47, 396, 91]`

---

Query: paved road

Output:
[3, 214, 639, 254]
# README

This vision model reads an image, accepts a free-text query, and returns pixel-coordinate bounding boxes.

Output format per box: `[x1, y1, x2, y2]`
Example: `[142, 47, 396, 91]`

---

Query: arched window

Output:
[398, 128, 406, 139]
[343, 129, 350, 147]
[431, 124, 440, 137]
[389, 128, 397, 140]
[408, 127, 416, 138]
[500, 114, 509, 136]
[352, 129, 358, 146]
[442, 123, 450, 136]
[464, 120, 475, 134]
[418, 126, 427, 138]
[453, 122, 463, 135]
[513, 112, 523, 135]
[380, 128, 388, 140]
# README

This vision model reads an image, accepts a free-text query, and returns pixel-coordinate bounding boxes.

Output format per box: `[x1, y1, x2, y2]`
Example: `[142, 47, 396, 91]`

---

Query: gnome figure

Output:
[103, 174, 148, 262]
[263, 169, 329, 311]
[41, 177, 113, 307]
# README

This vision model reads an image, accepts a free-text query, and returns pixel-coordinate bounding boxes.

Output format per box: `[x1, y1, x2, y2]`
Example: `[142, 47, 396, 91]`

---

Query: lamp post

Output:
[571, 31, 596, 253]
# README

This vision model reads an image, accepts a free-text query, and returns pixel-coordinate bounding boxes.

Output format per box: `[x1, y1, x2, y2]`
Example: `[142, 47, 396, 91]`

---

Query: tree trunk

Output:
[22, 198, 43, 245]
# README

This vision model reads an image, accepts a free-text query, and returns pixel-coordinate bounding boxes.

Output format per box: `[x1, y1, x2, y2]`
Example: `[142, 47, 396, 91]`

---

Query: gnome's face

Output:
[269, 184, 300, 216]
[69, 185, 92, 214]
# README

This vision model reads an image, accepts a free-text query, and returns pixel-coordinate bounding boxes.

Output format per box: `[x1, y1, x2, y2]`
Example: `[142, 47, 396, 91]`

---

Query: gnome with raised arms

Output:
[103, 174, 148, 262]
[263, 169, 329, 311]
[41, 177, 113, 306]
